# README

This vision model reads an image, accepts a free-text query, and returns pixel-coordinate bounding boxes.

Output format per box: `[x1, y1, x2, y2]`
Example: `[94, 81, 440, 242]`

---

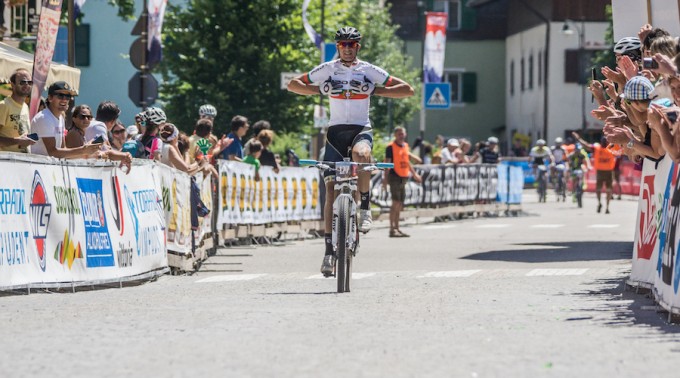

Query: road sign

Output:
[323, 43, 337, 62]
[424, 82, 451, 109]
[128, 72, 158, 107]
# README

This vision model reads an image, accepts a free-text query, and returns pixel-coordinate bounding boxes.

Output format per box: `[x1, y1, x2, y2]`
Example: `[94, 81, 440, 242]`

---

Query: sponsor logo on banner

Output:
[54, 229, 83, 270]
[0, 186, 30, 266]
[658, 164, 679, 288]
[116, 242, 134, 268]
[109, 176, 125, 236]
[53, 186, 80, 215]
[76, 178, 114, 267]
[30, 171, 52, 271]
[637, 174, 658, 260]
[124, 185, 165, 257]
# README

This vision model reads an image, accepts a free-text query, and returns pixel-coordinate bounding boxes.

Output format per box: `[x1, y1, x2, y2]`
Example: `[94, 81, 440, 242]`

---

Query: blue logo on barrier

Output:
[76, 178, 114, 267]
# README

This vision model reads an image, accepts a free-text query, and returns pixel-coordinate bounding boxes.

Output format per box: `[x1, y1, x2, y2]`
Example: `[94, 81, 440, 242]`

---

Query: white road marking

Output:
[306, 274, 331, 280]
[423, 224, 457, 230]
[419, 270, 481, 278]
[195, 274, 266, 283]
[588, 224, 620, 229]
[476, 224, 510, 229]
[353, 273, 376, 280]
[530, 224, 565, 229]
[526, 269, 589, 277]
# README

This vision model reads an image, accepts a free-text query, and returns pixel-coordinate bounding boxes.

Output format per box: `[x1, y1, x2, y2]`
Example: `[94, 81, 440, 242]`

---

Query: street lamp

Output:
[561, 19, 587, 131]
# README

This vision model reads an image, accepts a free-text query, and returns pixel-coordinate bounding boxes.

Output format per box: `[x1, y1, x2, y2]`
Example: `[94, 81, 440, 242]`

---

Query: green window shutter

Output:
[75, 24, 90, 67]
[461, 0, 477, 31]
[462, 72, 477, 103]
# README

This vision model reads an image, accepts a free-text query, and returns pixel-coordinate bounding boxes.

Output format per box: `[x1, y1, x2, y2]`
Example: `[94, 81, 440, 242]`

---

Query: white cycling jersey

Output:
[551, 145, 567, 163]
[305, 59, 391, 127]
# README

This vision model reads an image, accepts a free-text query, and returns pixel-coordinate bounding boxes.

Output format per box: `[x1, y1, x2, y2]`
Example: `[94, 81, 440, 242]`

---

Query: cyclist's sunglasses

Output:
[337, 41, 358, 48]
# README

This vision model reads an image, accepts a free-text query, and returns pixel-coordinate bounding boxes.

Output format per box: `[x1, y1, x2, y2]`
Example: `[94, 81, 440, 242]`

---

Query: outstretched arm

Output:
[287, 74, 320, 96]
[374, 76, 414, 98]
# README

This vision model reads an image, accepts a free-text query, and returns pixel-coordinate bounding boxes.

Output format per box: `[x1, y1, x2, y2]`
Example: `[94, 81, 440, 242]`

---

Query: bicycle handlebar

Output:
[299, 159, 394, 171]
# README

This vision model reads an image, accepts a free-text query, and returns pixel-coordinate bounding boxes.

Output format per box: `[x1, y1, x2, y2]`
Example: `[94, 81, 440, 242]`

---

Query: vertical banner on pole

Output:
[29, 0, 64, 119]
[147, 0, 167, 67]
[423, 12, 448, 84]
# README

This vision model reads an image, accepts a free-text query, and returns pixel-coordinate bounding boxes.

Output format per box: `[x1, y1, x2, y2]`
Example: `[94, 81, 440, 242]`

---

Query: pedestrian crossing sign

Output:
[424, 83, 451, 109]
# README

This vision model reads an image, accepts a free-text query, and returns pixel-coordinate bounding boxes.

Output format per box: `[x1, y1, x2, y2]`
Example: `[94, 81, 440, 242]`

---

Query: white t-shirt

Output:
[159, 143, 174, 167]
[306, 59, 390, 127]
[30, 108, 64, 156]
[440, 147, 455, 164]
[84, 120, 109, 143]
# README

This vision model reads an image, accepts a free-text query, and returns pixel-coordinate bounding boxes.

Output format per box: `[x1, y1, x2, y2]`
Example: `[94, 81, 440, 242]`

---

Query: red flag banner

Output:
[30, 0, 63, 119]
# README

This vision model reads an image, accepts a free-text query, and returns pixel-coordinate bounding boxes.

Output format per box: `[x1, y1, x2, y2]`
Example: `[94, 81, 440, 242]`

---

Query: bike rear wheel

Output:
[336, 196, 351, 293]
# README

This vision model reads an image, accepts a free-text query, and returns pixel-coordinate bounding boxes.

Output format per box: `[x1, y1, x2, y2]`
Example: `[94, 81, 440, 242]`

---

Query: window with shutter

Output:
[462, 72, 477, 103]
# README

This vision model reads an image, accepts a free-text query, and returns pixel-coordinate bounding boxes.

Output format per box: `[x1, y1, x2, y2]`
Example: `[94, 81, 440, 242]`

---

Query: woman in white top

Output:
[157, 123, 203, 174]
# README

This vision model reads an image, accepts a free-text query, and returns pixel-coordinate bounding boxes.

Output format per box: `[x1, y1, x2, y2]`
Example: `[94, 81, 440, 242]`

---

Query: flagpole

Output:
[67, 0, 74, 67]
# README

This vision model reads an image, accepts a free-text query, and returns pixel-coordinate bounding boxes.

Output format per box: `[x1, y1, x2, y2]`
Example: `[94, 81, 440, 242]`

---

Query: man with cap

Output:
[441, 138, 461, 165]
[479, 136, 501, 164]
[30, 81, 101, 158]
[603, 76, 664, 162]
[0, 68, 35, 152]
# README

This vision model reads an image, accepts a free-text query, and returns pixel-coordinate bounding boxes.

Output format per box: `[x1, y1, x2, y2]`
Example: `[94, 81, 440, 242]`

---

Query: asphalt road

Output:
[1, 190, 679, 377]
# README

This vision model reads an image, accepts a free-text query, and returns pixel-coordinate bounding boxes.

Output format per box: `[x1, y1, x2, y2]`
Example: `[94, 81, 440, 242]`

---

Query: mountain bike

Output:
[553, 163, 567, 202]
[536, 162, 549, 203]
[300, 158, 393, 293]
[571, 169, 584, 208]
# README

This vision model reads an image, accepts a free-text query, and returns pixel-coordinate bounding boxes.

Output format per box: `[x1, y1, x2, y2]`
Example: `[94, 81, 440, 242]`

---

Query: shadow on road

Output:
[570, 277, 680, 338]
[461, 241, 633, 263]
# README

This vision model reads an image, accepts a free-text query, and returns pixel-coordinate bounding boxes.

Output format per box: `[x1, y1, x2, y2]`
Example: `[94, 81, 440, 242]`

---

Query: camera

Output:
[27, 133, 39, 141]
[642, 57, 659, 69]
[667, 111, 678, 124]
[92, 135, 105, 144]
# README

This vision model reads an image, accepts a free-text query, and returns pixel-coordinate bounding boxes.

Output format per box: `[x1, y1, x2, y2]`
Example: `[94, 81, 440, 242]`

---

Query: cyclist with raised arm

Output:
[288, 26, 414, 275]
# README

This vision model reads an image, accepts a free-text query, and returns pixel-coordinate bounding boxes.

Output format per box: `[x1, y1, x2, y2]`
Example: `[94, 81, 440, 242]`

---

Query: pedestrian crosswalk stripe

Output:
[588, 224, 620, 228]
[423, 224, 457, 230]
[526, 269, 588, 276]
[530, 224, 565, 228]
[419, 270, 481, 278]
[476, 224, 510, 228]
[195, 274, 266, 283]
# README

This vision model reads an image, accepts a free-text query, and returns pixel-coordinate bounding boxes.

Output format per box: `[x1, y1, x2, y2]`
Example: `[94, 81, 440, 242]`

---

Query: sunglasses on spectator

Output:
[112, 129, 126, 134]
[54, 93, 72, 100]
[18, 80, 33, 86]
[77, 114, 93, 120]
[337, 41, 358, 48]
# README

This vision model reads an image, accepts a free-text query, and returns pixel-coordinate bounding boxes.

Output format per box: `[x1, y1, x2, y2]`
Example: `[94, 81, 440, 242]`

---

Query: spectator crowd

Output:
[0, 70, 284, 181]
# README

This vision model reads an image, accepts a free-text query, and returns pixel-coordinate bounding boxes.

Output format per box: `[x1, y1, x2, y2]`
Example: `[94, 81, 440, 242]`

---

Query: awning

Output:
[0, 41, 81, 93]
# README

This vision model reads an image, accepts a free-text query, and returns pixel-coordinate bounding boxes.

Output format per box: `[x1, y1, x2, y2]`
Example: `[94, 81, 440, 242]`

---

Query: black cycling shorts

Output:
[322, 124, 373, 181]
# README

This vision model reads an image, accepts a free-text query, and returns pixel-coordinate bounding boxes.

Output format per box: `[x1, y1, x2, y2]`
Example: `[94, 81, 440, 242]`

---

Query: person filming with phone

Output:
[0, 68, 36, 153]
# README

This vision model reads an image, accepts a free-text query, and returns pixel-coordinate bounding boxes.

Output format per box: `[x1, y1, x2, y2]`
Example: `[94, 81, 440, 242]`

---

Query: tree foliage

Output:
[591, 5, 615, 72]
[158, 0, 420, 136]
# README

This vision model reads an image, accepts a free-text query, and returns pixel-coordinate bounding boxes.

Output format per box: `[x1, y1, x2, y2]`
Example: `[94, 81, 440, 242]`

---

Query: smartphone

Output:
[642, 57, 659, 69]
[667, 111, 679, 124]
[93, 135, 105, 144]
[27, 133, 39, 141]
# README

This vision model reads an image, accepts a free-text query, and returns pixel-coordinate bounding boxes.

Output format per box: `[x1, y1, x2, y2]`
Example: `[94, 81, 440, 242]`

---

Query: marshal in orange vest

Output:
[388, 141, 411, 177]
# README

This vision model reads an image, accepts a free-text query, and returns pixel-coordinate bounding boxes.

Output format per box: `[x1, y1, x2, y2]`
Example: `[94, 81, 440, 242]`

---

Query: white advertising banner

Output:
[631, 156, 680, 311]
[0, 156, 167, 289]
[217, 160, 321, 226]
[158, 164, 192, 255]
[631, 157, 672, 287]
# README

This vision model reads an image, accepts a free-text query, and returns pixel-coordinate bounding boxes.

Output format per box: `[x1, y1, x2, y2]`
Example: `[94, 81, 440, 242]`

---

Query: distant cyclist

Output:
[529, 139, 554, 171]
[287, 26, 414, 275]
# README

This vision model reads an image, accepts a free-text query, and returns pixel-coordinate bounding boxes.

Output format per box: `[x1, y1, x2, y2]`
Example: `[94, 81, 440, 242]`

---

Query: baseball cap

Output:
[126, 125, 139, 137]
[447, 138, 460, 147]
[623, 76, 654, 101]
[47, 81, 76, 96]
[487, 136, 499, 144]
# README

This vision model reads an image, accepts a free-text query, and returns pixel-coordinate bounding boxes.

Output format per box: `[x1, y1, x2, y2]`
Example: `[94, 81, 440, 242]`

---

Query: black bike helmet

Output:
[335, 26, 362, 42]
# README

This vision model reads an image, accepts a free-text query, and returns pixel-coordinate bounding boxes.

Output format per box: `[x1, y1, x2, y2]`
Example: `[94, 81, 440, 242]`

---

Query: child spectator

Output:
[243, 139, 263, 181]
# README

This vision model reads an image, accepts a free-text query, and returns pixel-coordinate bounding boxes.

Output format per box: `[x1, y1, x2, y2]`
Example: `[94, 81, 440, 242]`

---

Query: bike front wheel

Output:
[336, 196, 352, 293]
